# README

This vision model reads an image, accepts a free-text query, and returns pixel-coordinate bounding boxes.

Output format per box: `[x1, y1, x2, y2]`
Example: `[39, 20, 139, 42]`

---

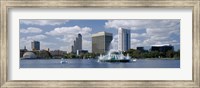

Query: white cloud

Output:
[82, 39, 92, 52]
[26, 34, 47, 41]
[105, 20, 180, 49]
[131, 39, 142, 49]
[59, 46, 68, 51]
[131, 33, 147, 39]
[46, 26, 92, 52]
[105, 19, 180, 30]
[20, 35, 54, 50]
[105, 20, 146, 30]
[45, 26, 91, 36]
[40, 41, 56, 50]
[131, 39, 141, 43]
[20, 27, 42, 33]
[20, 20, 68, 26]
[146, 27, 179, 37]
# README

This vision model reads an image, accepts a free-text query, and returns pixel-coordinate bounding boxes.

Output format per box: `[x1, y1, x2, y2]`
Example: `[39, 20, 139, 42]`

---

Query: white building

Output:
[118, 28, 131, 51]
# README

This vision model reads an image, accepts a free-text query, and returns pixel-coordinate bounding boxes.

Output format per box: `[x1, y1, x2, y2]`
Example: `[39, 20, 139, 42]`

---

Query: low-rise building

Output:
[20, 46, 28, 58]
[136, 47, 144, 51]
[151, 44, 174, 52]
[76, 50, 89, 55]
[50, 50, 67, 58]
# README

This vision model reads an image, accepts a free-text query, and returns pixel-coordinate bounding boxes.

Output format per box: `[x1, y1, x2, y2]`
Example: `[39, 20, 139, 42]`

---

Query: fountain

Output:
[98, 39, 131, 62]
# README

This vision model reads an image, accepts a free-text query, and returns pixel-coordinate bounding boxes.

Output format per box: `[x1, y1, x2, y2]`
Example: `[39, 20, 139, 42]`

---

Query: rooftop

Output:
[151, 44, 172, 47]
[92, 31, 113, 37]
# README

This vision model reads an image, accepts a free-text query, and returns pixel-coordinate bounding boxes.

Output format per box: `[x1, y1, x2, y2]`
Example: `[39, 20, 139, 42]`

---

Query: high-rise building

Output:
[31, 41, 40, 51]
[71, 34, 82, 53]
[92, 31, 113, 54]
[118, 28, 131, 51]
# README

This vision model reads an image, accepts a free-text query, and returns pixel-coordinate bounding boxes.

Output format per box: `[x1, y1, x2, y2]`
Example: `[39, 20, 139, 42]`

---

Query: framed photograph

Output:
[1, 0, 199, 87]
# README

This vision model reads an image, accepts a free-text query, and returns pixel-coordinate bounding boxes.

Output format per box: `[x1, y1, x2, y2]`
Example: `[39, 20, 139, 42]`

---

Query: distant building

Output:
[137, 47, 144, 51]
[20, 46, 28, 58]
[151, 44, 174, 52]
[33, 50, 52, 59]
[71, 34, 82, 53]
[50, 50, 67, 58]
[118, 28, 131, 51]
[77, 50, 89, 55]
[22, 52, 36, 59]
[45, 48, 50, 52]
[31, 41, 40, 51]
[92, 31, 113, 54]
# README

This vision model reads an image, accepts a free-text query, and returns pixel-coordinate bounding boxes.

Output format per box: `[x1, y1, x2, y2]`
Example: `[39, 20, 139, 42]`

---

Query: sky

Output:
[20, 19, 180, 52]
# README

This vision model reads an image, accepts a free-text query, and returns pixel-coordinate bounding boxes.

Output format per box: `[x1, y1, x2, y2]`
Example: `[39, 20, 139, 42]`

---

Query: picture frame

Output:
[0, 0, 199, 87]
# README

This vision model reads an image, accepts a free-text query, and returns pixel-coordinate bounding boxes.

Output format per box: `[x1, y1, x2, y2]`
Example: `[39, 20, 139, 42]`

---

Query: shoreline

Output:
[20, 58, 180, 60]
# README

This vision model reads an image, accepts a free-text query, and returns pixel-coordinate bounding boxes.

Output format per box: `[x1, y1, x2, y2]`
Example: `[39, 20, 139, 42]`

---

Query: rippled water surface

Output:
[20, 58, 180, 68]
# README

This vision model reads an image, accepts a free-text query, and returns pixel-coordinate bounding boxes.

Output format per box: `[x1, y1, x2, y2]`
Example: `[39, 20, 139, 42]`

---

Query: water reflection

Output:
[20, 58, 180, 68]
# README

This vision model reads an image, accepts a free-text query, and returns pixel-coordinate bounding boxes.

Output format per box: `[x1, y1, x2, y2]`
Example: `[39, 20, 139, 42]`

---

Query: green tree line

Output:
[123, 49, 180, 59]
[37, 49, 180, 59]
[64, 53, 99, 59]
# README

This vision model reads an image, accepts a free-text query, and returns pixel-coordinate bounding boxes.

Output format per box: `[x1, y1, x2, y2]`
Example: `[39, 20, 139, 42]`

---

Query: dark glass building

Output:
[151, 44, 174, 52]
[137, 47, 144, 51]
[31, 41, 40, 51]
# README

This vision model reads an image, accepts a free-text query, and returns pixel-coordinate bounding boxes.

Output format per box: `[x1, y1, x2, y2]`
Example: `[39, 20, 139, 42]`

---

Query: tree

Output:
[166, 50, 174, 58]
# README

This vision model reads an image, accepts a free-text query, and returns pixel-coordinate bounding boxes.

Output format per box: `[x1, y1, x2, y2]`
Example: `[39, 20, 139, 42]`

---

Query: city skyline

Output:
[20, 19, 180, 52]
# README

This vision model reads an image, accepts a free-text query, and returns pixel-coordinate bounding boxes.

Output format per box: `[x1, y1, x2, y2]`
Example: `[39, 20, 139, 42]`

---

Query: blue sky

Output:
[20, 19, 180, 52]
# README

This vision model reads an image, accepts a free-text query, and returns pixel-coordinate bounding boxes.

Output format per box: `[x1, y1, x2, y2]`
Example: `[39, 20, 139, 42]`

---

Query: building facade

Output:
[50, 50, 67, 58]
[118, 28, 131, 51]
[137, 47, 144, 51]
[71, 33, 82, 53]
[151, 44, 174, 52]
[76, 50, 89, 55]
[31, 41, 40, 51]
[92, 32, 113, 54]
[20, 46, 27, 58]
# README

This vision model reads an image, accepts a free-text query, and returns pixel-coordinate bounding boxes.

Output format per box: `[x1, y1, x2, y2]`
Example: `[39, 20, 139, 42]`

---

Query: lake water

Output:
[20, 58, 180, 68]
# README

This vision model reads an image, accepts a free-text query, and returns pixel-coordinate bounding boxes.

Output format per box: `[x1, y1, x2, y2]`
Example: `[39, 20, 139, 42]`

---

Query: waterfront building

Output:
[31, 41, 40, 51]
[118, 28, 131, 51]
[34, 50, 52, 59]
[71, 34, 82, 53]
[137, 47, 144, 51]
[92, 31, 113, 54]
[151, 44, 174, 52]
[50, 50, 67, 58]
[76, 50, 89, 55]
[20, 46, 28, 58]
[45, 48, 50, 52]
[22, 52, 36, 59]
